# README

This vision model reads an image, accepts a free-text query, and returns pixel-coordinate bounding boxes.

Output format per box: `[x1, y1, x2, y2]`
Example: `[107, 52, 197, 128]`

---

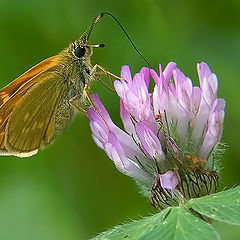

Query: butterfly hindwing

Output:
[0, 56, 62, 156]
[4, 71, 65, 157]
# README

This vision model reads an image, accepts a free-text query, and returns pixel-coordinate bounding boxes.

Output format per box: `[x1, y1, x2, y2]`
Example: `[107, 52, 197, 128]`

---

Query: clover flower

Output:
[87, 62, 225, 209]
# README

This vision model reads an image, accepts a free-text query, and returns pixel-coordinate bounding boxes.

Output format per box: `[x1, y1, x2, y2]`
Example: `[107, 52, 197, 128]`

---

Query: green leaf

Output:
[92, 208, 170, 240]
[188, 186, 240, 226]
[92, 206, 219, 240]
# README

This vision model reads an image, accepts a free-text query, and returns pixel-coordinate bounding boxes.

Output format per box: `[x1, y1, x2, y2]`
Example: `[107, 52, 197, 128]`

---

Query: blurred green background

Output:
[0, 0, 239, 239]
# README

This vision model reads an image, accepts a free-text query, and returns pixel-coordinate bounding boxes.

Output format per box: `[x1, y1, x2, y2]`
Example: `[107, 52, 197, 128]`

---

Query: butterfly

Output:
[0, 15, 105, 157]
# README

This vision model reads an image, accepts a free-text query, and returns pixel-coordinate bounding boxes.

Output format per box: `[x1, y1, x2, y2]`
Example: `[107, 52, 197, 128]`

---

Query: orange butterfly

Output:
[0, 15, 105, 157]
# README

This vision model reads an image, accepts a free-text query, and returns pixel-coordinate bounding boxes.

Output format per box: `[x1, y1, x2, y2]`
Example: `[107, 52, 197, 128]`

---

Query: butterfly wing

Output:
[0, 55, 67, 157]
[0, 56, 60, 106]
[4, 72, 66, 157]
[0, 81, 35, 153]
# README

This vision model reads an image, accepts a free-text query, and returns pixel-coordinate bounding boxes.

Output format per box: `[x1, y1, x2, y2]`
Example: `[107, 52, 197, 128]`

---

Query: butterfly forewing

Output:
[0, 56, 60, 107]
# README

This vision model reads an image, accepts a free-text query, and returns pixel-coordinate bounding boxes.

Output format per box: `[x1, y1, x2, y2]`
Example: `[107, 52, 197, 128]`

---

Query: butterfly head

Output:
[71, 39, 93, 60]
[67, 38, 104, 61]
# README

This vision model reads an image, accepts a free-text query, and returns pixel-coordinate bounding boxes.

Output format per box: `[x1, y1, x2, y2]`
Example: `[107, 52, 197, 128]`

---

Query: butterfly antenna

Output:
[80, 14, 102, 41]
[101, 12, 152, 68]
[87, 12, 152, 68]
[86, 14, 102, 40]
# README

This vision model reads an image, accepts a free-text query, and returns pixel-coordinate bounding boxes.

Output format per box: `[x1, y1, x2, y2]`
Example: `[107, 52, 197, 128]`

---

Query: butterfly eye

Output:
[74, 46, 86, 58]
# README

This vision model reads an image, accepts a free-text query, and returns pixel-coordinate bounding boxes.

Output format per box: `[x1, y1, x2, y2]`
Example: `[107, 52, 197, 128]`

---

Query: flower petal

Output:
[90, 93, 115, 129]
[88, 107, 109, 145]
[135, 122, 164, 160]
[191, 96, 210, 148]
[173, 68, 193, 112]
[121, 65, 132, 83]
[120, 99, 135, 134]
[197, 62, 218, 106]
[159, 171, 179, 196]
[199, 99, 225, 158]
[114, 80, 124, 98]
[140, 67, 150, 88]
[105, 133, 152, 183]
[92, 134, 104, 149]
[163, 62, 177, 82]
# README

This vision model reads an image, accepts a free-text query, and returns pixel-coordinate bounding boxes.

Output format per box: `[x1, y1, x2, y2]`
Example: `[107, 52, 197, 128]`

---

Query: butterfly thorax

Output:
[58, 40, 93, 100]
[43, 40, 94, 146]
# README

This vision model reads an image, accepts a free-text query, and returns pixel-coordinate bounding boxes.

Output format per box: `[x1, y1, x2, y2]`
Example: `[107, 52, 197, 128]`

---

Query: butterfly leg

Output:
[90, 64, 121, 81]
[94, 74, 116, 93]
[69, 85, 108, 126]
[90, 64, 122, 93]
[69, 96, 88, 116]
[83, 84, 109, 129]
[83, 84, 97, 110]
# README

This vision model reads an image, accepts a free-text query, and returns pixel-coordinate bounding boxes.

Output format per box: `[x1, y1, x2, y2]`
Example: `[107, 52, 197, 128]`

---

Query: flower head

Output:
[88, 62, 225, 209]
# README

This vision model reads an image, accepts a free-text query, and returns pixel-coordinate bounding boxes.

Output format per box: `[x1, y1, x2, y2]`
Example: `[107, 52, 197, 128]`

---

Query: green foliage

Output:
[93, 207, 219, 240]
[188, 186, 240, 226]
[93, 187, 240, 240]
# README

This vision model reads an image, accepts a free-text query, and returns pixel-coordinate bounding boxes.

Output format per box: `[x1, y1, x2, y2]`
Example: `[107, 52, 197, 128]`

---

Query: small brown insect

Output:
[0, 14, 107, 157]
[154, 114, 162, 121]
[186, 154, 207, 165]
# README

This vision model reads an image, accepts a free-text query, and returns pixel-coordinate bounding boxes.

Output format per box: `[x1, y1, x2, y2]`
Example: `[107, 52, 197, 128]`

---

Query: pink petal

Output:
[88, 107, 109, 144]
[192, 96, 210, 148]
[159, 171, 179, 197]
[135, 122, 164, 160]
[197, 62, 218, 106]
[120, 99, 135, 134]
[193, 87, 202, 113]
[105, 133, 152, 183]
[121, 65, 132, 83]
[197, 62, 212, 86]
[90, 93, 115, 129]
[198, 99, 225, 158]
[132, 73, 149, 99]
[150, 68, 161, 85]
[163, 62, 177, 82]
[140, 67, 150, 88]
[114, 80, 124, 98]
